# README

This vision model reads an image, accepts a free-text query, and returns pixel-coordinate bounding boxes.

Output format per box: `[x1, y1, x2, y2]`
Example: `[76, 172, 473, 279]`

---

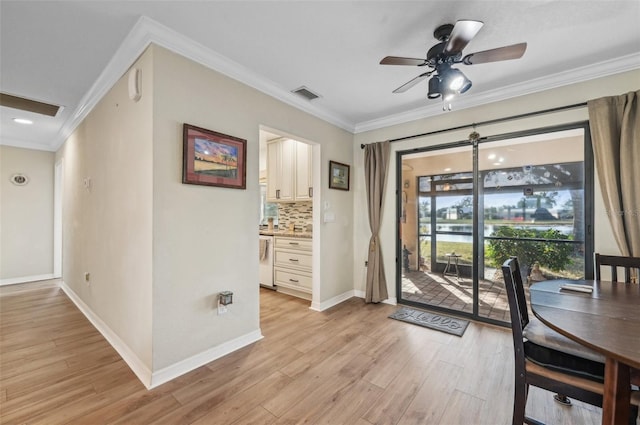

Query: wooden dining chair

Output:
[502, 257, 606, 424]
[594, 253, 640, 283]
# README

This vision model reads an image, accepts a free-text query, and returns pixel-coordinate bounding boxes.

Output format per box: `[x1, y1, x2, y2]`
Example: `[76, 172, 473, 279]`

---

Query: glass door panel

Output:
[399, 145, 473, 313]
[478, 129, 586, 322]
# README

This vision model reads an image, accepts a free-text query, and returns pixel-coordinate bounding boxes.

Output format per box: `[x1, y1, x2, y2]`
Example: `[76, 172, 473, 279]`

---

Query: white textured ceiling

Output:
[1, 1, 639, 151]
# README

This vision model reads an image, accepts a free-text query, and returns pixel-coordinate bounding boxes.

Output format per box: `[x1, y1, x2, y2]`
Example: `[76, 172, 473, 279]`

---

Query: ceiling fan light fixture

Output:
[427, 76, 441, 99]
[445, 68, 472, 94]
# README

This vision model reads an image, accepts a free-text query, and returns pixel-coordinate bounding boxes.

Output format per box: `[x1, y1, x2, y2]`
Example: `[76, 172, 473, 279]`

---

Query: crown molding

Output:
[0, 137, 57, 152]
[353, 52, 640, 133]
[52, 16, 354, 150]
[139, 18, 354, 132]
[52, 18, 154, 150]
[49, 14, 640, 148]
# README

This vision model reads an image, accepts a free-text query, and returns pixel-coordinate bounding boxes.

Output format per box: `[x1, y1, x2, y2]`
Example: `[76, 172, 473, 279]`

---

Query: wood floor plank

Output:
[0, 383, 96, 424]
[108, 393, 183, 425]
[230, 405, 278, 425]
[154, 349, 302, 424]
[395, 359, 465, 425]
[262, 333, 374, 417]
[28, 379, 144, 425]
[64, 384, 164, 424]
[438, 389, 486, 425]
[361, 323, 437, 389]
[1, 360, 130, 413]
[313, 379, 385, 425]
[362, 340, 444, 424]
[190, 371, 292, 425]
[0, 282, 602, 424]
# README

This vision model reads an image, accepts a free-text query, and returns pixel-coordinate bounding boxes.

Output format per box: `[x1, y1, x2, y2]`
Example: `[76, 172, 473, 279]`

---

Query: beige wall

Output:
[0, 146, 54, 281]
[55, 48, 154, 370]
[352, 69, 640, 298]
[51, 42, 354, 383]
[150, 46, 354, 370]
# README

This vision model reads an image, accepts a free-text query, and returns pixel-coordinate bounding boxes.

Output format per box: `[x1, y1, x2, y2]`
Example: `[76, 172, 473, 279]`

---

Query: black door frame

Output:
[395, 121, 594, 327]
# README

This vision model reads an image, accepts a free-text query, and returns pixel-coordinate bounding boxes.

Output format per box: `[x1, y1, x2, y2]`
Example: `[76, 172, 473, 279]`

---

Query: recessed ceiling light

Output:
[493, 162, 501, 166]
[444, 167, 452, 172]
[487, 153, 496, 160]
[13, 118, 33, 125]
[499, 157, 505, 162]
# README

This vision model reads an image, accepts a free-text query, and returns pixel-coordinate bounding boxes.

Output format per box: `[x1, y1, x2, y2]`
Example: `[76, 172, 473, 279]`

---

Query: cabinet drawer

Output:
[275, 237, 312, 251]
[274, 250, 312, 269]
[275, 268, 312, 291]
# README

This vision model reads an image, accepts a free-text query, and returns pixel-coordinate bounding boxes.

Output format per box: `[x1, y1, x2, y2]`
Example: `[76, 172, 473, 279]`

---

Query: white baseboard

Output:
[310, 290, 356, 312]
[60, 281, 264, 390]
[60, 281, 154, 388]
[353, 289, 397, 305]
[0, 273, 55, 286]
[149, 329, 264, 389]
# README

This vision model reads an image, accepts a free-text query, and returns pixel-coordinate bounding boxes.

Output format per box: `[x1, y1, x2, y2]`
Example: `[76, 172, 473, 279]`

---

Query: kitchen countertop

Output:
[259, 229, 312, 239]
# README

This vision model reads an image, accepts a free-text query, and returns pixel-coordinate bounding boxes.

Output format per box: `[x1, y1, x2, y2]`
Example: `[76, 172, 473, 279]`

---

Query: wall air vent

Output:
[291, 86, 321, 101]
[0, 92, 61, 117]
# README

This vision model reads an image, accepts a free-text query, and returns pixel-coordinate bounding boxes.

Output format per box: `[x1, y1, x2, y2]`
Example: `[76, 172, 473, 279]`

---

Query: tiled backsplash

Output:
[278, 202, 312, 230]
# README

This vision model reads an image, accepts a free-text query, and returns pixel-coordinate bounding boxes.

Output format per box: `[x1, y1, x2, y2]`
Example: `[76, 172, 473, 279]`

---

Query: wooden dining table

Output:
[529, 279, 640, 425]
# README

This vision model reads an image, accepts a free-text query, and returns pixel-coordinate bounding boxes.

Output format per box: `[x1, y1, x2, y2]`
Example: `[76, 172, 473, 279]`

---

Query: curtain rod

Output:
[360, 101, 588, 149]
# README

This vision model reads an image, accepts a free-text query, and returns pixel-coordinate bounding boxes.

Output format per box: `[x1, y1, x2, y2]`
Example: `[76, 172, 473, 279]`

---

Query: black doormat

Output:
[389, 307, 469, 337]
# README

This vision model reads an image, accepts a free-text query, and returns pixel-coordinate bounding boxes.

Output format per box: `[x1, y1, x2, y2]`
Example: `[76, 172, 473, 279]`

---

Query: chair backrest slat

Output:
[502, 257, 528, 346]
[594, 253, 640, 283]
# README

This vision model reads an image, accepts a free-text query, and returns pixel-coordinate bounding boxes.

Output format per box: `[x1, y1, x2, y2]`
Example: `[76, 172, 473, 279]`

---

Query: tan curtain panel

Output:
[364, 141, 390, 303]
[588, 90, 640, 256]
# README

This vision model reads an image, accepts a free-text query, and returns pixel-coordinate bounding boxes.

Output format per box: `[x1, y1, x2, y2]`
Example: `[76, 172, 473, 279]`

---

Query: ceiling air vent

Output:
[291, 86, 321, 101]
[0, 92, 61, 117]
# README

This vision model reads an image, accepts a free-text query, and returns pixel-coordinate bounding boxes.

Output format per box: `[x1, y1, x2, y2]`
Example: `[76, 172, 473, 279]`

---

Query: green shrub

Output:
[486, 226, 573, 272]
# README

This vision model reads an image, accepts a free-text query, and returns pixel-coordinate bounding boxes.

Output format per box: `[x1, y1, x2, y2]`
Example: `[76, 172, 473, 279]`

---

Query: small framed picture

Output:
[182, 124, 246, 189]
[329, 160, 350, 191]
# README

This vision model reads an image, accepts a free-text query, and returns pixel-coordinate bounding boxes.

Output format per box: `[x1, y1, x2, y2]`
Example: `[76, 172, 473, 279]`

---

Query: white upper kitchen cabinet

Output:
[266, 138, 295, 202]
[294, 142, 313, 201]
[267, 138, 312, 203]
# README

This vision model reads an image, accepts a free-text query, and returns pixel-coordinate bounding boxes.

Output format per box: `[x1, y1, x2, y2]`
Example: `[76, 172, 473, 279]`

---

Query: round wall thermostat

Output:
[10, 173, 29, 186]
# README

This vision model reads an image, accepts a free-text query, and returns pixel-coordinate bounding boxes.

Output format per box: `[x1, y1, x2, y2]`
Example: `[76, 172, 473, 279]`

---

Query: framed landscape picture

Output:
[329, 160, 350, 191]
[182, 124, 246, 189]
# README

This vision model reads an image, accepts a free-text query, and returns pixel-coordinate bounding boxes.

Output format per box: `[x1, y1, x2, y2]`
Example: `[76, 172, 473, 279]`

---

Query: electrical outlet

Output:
[217, 303, 227, 315]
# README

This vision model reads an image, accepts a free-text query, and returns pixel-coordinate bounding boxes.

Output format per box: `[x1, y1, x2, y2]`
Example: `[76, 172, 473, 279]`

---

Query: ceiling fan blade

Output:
[463, 42, 527, 65]
[380, 56, 427, 66]
[444, 20, 484, 55]
[392, 72, 431, 93]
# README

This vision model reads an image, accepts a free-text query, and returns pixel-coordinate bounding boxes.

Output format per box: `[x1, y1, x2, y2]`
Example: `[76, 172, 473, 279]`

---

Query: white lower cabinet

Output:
[274, 236, 312, 299]
[274, 268, 312, 291]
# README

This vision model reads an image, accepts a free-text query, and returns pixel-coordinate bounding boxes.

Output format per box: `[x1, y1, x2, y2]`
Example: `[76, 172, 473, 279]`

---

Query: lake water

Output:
[419, 223, 575, 243]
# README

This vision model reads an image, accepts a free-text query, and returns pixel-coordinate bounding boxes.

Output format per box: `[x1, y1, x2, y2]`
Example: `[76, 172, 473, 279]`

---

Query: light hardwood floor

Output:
[0, 280, 601, 424]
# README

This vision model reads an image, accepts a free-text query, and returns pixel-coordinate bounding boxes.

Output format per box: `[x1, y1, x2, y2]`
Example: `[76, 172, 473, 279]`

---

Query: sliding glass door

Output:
[398, 125, 592, 325]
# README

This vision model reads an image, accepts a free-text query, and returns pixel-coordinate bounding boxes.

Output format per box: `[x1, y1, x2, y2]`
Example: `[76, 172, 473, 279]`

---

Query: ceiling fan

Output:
[380, 20, 527, 105]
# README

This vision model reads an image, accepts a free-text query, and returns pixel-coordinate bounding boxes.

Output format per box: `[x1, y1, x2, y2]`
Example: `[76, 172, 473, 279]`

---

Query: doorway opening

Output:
[258, 126, 320, 308]
[397, 124, 593, 325]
